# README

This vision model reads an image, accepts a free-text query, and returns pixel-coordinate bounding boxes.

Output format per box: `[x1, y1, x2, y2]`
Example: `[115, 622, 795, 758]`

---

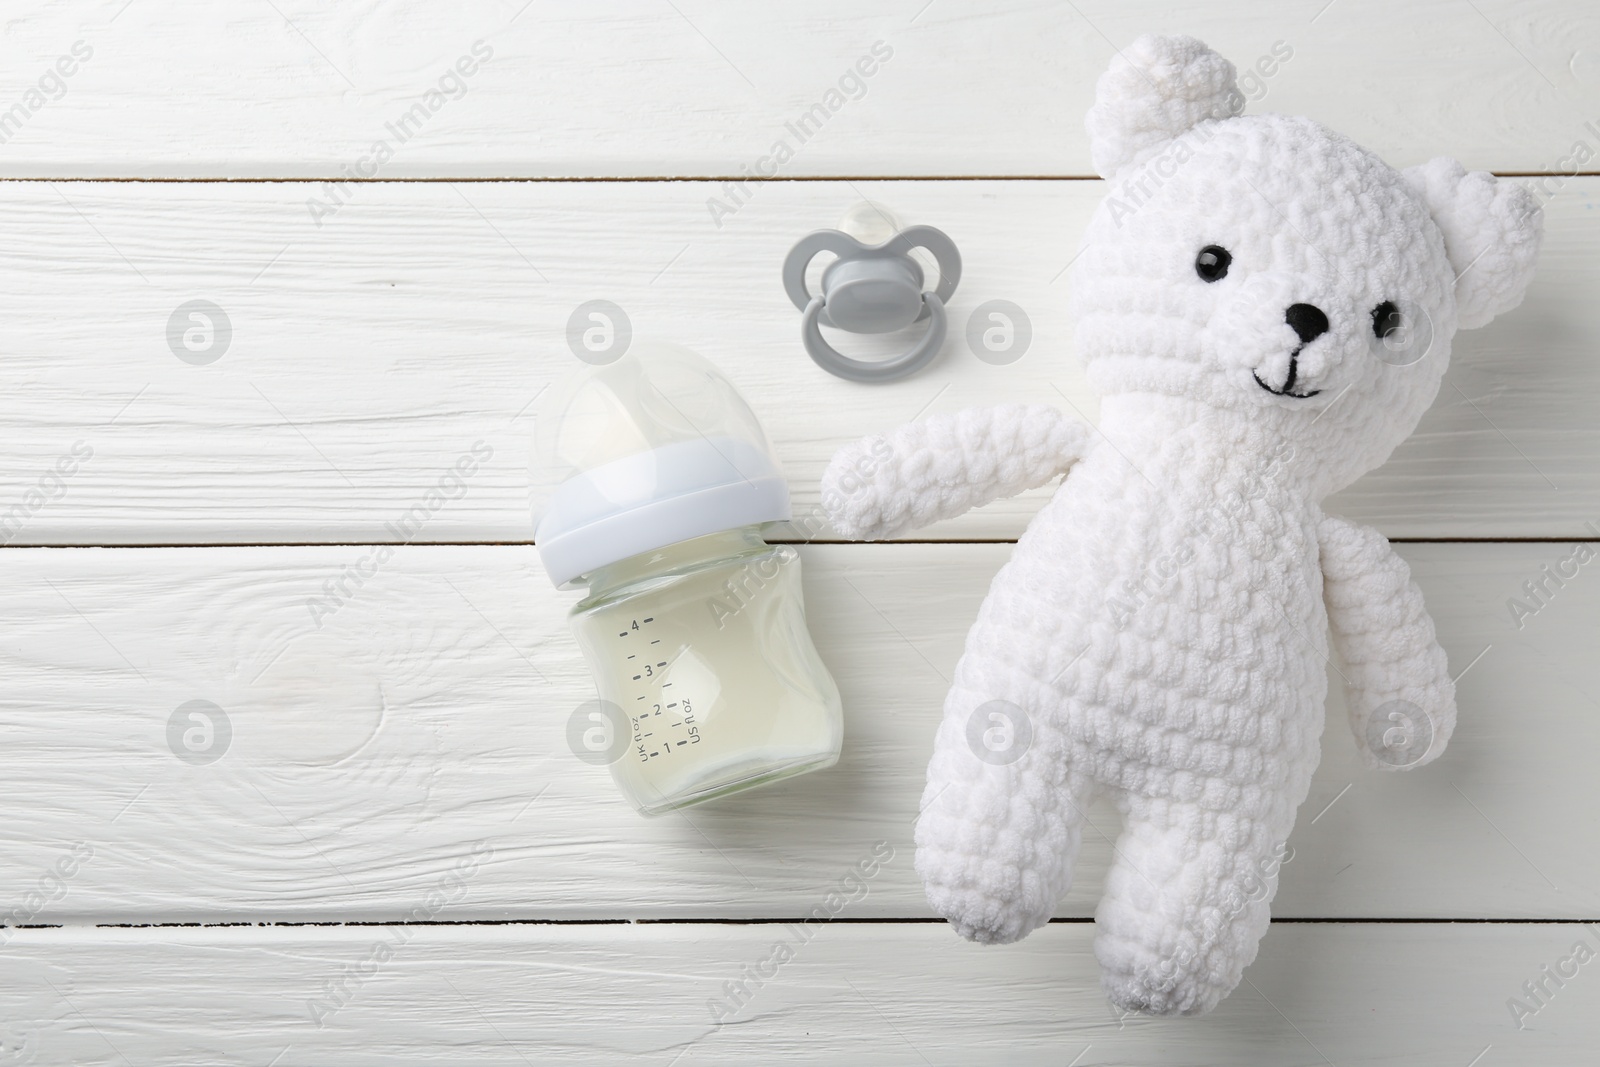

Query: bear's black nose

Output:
[1285, 303, 1330, 345]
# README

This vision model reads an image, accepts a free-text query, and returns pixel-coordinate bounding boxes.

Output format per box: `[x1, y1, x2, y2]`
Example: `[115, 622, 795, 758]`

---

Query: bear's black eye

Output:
[1372, 301, 1402, 340]
[1195, 245, 1231, 283]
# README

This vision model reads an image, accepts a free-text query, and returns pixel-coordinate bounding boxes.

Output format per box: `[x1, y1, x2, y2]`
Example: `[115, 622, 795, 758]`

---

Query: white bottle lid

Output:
[531, 342, 790, 588]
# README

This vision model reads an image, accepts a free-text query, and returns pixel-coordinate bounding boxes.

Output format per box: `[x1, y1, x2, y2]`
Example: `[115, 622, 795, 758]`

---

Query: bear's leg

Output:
[914, 682, 1095, 945]
[1093, 795, 1292, 1015]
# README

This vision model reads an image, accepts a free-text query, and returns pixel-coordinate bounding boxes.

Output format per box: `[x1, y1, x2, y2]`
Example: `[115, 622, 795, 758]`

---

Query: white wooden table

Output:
[0, 1, 1595, 1063]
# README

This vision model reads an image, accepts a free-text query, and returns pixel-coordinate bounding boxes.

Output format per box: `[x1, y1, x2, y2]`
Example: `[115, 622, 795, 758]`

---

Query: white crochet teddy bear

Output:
[821, 34, 1542, 1015]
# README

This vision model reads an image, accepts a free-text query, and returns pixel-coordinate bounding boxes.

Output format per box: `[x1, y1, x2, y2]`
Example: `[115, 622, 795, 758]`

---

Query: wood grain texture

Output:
[0, 2, 1590, 1060]
[0, 922, 1592, 1065]
[1, 0, 1595, 177]
[0, 178, 1592, 544]
[0, 541, 1592, 923]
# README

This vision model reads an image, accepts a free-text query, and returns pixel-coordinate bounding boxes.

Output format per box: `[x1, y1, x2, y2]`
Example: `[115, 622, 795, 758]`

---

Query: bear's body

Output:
[924, 396, 1327, 1015]
[822, 35, 1542, 1015]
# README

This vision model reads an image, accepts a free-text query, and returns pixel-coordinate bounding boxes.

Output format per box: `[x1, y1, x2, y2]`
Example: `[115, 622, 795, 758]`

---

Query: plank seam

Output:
[0, 537, 1588, 549]
[11, 917, 1596, 930]
[0, 173, 1574, 184]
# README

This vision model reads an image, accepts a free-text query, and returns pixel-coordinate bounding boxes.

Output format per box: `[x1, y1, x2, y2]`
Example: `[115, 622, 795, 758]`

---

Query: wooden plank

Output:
[0, 922, 1591, 1064]
[3, 0, 1594, 177]
[0, 541, 1593, 922]
[0, 178, 1592, 543]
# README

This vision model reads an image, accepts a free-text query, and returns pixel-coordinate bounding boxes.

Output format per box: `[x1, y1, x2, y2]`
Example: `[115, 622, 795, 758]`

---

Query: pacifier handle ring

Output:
[782, 230, 863, 313]
[802, 293, 947, 383]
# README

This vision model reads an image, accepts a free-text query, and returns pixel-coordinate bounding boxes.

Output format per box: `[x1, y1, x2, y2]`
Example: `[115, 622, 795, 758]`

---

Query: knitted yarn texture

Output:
[822, 34, 1542, 1015]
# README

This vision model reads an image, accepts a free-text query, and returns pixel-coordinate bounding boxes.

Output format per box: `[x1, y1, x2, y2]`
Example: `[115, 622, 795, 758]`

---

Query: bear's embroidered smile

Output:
[1253, 302, 1328, 398]
[1251, 356, 1322, 398]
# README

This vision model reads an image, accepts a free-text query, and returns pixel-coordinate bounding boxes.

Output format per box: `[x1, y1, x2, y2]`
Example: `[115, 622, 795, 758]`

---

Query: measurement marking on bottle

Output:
[621, 617, 657, 638]
[615, 615, 700, 763]
[629, 689, 699, 761]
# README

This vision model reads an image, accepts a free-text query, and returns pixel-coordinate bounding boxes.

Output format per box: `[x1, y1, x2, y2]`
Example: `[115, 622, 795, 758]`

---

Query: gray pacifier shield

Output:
[782, 224, 962, 383]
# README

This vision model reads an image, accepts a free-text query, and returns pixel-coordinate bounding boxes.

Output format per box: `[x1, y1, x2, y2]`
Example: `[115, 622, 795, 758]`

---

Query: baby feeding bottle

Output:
[533, 341, 843, 815]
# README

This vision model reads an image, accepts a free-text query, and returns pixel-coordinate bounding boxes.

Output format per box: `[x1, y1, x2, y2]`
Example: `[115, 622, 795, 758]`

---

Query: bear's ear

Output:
[1085, 34, 1240, 181]
[1403, 157, 1544, 330]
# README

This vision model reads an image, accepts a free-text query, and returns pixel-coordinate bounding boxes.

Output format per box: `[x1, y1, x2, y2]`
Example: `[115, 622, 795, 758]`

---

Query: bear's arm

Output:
[1317, 514, 1457, 771]
[820, 404, 1091, 540]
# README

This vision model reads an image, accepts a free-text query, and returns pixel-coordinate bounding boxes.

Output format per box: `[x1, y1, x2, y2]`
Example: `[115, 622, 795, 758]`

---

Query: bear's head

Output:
[1069, 35, 1543, 496]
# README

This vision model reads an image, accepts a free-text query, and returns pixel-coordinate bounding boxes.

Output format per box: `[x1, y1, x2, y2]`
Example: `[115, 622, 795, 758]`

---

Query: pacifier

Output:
[782, 203, 962, 382]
